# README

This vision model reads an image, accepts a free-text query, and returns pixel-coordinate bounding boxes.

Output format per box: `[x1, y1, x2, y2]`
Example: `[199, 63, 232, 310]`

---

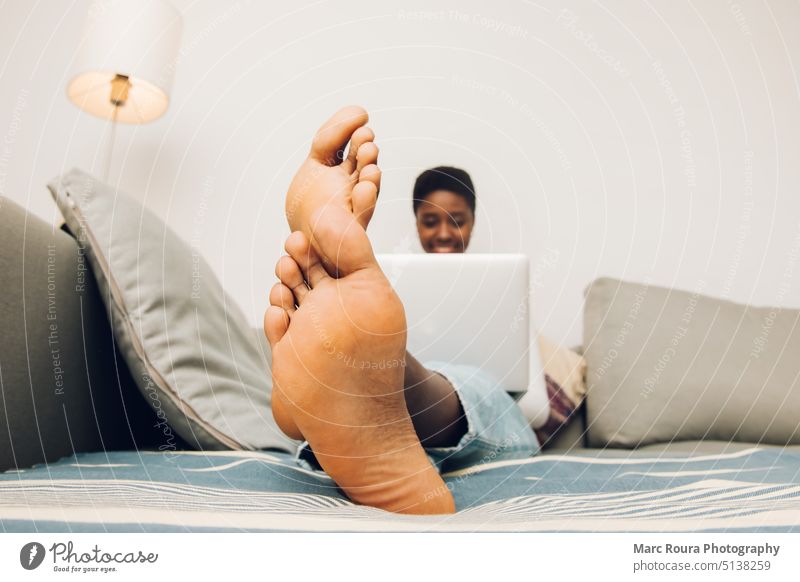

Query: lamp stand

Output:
[103, 74, 131, 182]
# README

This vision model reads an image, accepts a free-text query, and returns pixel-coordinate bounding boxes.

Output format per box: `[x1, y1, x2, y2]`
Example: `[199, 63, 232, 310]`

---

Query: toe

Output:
[344, 126, 375, 174]
[308, 206, 378, 276]
[285, 230, 330, 287]
[264, 305, 290, 349]
[352, 181, 378, 230]
[269, 282, 296, 313]
[356, 142, 379, 175]
[309, 105, 369, 166]
[358, 163, 381, 192]
[275, 255, 309, 304]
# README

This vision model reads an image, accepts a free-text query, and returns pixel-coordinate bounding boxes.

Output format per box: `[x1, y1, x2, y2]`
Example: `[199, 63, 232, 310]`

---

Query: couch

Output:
[2, 193, 798, 532]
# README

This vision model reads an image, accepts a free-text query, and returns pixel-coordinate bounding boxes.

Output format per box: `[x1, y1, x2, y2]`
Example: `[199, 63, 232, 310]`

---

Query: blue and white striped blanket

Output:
[1, 447, 799, 532]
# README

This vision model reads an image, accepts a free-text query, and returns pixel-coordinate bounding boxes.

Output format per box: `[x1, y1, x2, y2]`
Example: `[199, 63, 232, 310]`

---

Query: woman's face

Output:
[415, 190, 475, 253]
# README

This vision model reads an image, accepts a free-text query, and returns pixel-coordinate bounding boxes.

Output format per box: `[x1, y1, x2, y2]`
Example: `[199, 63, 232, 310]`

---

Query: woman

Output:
[411, 166, 584, 446]
[413, 166, 476, 254]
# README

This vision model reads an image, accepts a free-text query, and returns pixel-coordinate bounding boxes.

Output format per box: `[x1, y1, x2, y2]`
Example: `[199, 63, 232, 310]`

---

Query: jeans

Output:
[296, 361, 540, 474]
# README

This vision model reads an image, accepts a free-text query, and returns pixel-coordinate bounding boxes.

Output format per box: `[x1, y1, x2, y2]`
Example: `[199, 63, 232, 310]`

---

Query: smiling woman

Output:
[410, 166, 588, 444]
[413, 166, 476, 253]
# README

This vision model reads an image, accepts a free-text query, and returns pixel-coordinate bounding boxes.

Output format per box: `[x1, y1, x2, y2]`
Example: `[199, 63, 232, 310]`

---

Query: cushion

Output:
[583, 277, 800, 448]
[523, 336, 586, 446]
[0, 196, 173, 470]
[48, 169, 293, 452]
[538, 335, 586, 404]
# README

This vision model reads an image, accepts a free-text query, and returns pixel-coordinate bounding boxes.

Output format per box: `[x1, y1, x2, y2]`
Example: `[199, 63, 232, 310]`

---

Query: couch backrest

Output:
[0, 197, 175, 470]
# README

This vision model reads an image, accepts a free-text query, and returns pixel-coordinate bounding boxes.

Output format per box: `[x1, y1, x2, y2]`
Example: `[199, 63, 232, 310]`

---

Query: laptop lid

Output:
[375, 253, 541, 394]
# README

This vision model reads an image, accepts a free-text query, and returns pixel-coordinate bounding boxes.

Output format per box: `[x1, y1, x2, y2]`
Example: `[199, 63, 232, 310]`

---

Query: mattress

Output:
[1, 446, 799, 532]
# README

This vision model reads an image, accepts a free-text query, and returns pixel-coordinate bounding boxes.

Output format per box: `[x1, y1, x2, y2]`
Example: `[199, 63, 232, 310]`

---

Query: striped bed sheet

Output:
[1, 447, 799, 532]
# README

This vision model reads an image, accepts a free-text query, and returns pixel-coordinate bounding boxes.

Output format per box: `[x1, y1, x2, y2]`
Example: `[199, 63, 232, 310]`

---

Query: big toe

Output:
[308, 206, 377, 277]
[309, 105, 369, 166]
[284, 231, 330, 288]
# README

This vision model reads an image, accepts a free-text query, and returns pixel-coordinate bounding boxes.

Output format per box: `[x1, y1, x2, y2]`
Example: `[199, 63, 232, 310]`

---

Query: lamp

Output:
[67, 0, 183, 179]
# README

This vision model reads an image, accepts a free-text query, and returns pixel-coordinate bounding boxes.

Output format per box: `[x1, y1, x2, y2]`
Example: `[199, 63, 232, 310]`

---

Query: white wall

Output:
[2, 0, 799, 347]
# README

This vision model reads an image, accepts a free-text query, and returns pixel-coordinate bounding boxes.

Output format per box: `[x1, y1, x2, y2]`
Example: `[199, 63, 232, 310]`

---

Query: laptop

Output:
[375, 253, 543, 395]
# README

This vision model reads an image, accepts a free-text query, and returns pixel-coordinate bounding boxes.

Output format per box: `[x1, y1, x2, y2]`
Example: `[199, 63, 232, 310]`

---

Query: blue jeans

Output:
[296, 361, 540, 474]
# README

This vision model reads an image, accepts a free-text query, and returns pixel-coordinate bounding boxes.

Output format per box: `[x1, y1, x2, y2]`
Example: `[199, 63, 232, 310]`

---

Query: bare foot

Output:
[285, 105, 382, 237]
[269, 139, 384, 441]
[264, 206, 455, 514]
[283, 106, 467, 451]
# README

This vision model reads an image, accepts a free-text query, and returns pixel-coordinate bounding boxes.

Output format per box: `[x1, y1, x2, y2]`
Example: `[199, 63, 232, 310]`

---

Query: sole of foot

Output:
[264, 206, 455, 515]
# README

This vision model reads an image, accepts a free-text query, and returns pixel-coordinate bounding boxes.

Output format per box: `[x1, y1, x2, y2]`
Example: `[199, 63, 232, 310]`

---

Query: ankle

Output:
[404, 366, 468, 447]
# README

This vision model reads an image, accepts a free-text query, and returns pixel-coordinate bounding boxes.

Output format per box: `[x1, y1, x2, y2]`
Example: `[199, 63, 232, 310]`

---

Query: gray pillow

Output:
[583, 277, 800, 448]
[48, 169, 293, 452]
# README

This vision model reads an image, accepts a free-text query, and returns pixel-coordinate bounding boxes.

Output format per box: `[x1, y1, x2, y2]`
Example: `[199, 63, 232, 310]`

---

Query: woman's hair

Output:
[412, 166, 476, 214]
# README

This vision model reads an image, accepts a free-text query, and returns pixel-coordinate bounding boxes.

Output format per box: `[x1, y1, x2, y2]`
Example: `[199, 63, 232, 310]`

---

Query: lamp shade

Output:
[67, 0, 183, 124]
